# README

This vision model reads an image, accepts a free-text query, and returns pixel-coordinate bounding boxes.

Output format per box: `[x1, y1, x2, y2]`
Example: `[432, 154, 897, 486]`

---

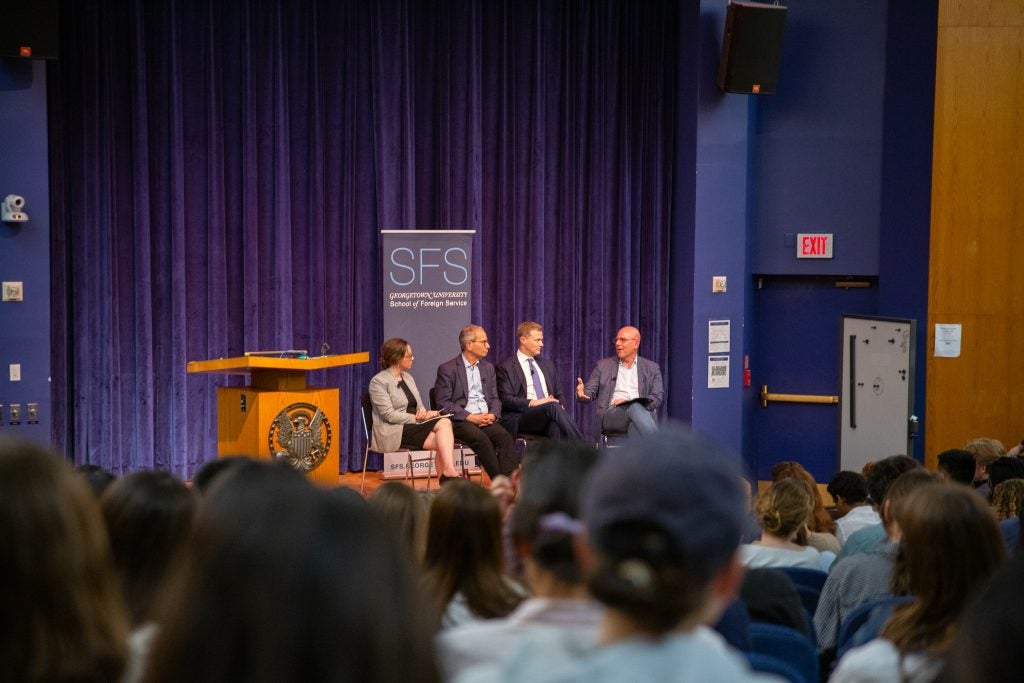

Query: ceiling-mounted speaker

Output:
[717, 2, 786, 95]
[0, 0, 59, 60]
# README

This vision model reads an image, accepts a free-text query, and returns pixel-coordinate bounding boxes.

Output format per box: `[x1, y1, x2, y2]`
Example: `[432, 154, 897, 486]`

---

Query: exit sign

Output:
[797, 233, 833, 259]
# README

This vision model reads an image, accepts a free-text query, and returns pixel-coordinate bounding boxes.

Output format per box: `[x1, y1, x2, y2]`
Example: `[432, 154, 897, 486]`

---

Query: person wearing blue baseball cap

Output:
[456, 428, 777, 682]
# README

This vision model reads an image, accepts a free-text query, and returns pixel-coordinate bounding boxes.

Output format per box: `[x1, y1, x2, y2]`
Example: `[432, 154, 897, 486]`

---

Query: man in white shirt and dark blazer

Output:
[576, 326, 663, 441]
[496, 321, 584, 441]
[433, 324, 518, 478]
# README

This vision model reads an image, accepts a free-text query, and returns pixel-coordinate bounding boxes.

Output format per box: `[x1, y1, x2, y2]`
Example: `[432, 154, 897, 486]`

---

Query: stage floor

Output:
[336, 469, 493, 496]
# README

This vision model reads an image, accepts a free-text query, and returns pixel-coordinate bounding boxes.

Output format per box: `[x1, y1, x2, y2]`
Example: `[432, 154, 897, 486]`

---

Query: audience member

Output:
[836, 455, 920, 561]
[986, 456, 1024, 496]
[326, 483, 368, 506]
[742, 477, 831, 571]
[144, 459, 439, 682]
[370, 337, 460, 482]
[75, 462, 118, 497]
[940, 555, 1024, 682]
[482, 429, 773, 682]
[828, 471, 879, 545]
[438, 442, 602, 680]
[190, 456, 250, 494]
[1000, 507, 1022, 553]
[739, 567, 810, 638]
[964, 437, 1006, 499]
[814, 469, 939, 657]
[100, 471, 197, 626]
[831, 482, 1006, 683]
[489, 473, 522, 577]
[0, 437, 130, 682]
[738, 477, 762, 543]
[992, 478, 1024, 522]
[936, 449, 975, 486]
[771, 460, 840, 553]
[368, 481, 431, 564]
[101, 471, 197, 683]
[422, 479, 525, 629]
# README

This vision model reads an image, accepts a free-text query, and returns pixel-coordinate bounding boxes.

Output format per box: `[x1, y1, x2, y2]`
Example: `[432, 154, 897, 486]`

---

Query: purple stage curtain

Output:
[49, 0, 685, 477]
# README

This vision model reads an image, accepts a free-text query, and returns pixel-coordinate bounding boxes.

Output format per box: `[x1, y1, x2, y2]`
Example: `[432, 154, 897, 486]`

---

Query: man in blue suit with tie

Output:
[496, 321, 584, 441]
[433, 324, 518, 479]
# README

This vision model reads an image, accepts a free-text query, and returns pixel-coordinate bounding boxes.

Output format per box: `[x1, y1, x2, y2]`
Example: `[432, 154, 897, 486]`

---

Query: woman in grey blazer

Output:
[369, 338, 460, 481]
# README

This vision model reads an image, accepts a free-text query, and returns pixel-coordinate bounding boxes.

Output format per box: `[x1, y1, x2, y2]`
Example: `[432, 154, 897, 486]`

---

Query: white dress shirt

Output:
[611, 358, 640, 405]
[517, 350, 550, 401]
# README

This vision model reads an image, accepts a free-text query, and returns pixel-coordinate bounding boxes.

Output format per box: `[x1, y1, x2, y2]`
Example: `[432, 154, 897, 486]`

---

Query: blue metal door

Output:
[752, 276, 877, 483]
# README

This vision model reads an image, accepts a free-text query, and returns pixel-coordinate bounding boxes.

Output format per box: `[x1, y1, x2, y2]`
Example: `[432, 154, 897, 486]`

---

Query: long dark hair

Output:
[145, 460, 439, 682]
[100, 470, 197, 625]
[422, 480, 523, 623]
[0, 437, 129, 682]
[369, 481, 430, 565]
[882, 483, 1006, 654]
[941, 556, 1024, 682]
[510, 442, 600, 585]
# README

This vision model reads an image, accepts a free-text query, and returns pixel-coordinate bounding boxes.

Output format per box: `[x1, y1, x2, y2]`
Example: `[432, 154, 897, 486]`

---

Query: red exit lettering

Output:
[796, 233, 833, 259]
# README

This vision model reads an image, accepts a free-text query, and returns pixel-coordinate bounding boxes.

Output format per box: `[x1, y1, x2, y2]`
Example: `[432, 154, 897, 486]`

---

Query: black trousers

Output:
[515, 402, 585, 440]
[451, 420, 517, 478]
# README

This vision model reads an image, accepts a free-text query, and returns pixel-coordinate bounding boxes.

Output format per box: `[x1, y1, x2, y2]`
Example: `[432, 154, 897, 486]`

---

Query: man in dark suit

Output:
[576, 325, 663, 441]
[496, 321, 584, 441]
[433, 324, 518, 479]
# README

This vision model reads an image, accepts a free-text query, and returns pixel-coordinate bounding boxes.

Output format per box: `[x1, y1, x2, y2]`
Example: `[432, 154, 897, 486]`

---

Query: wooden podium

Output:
[187, 352, 370, 486]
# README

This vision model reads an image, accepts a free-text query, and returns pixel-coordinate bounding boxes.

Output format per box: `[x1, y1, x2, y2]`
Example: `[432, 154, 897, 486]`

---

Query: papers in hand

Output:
[615, 397, 652, 408]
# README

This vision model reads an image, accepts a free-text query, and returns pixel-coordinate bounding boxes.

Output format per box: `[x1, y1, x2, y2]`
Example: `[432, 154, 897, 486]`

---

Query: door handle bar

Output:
[760, 384, 839, 409]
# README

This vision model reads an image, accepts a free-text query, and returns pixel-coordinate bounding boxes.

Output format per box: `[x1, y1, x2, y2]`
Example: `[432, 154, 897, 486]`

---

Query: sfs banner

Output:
[381, 230, 475, 399]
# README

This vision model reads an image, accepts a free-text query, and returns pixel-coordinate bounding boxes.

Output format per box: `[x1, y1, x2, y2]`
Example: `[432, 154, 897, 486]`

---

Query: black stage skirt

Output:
[400, 421, 434, 449]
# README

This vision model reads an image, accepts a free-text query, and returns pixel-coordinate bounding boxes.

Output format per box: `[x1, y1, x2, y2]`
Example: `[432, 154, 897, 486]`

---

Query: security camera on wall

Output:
[2, 195, 28, 223]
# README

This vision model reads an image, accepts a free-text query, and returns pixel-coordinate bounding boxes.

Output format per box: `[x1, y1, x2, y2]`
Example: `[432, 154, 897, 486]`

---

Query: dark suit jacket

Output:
[579, 355, 663, 439]
[496, 354, 565, 436]
[433, 354, 503, 421]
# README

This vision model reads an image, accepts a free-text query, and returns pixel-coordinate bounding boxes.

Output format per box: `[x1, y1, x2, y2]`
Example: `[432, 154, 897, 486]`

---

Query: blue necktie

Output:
[527, 358, 546, 399]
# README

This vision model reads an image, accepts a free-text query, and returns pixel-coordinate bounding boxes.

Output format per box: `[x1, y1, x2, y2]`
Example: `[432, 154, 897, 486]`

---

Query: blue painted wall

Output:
[693, 0, 935, 479]
[875, 0, 937, 463]
[752, 0, 888, 277]
[0, 58, 51, 443]
[691, 4, 754, 467]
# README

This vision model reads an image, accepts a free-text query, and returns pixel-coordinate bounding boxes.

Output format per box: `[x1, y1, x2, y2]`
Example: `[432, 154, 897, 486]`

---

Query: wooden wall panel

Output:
[939, 0, 1024, 27]
[926, 2, 1024, 467]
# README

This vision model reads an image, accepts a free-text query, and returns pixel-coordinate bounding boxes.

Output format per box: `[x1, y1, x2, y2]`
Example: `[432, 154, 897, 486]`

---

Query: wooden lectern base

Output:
[216, 386, 340, 487]
[187, 353, 369, 487]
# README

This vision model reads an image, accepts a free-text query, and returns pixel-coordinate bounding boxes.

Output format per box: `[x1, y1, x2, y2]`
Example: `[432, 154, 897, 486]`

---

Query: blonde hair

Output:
[965, 438, 1006, 468]
[771, 461, 835, 534]
[756, 478, 814, 539]
[992, 478, 1024, 521]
